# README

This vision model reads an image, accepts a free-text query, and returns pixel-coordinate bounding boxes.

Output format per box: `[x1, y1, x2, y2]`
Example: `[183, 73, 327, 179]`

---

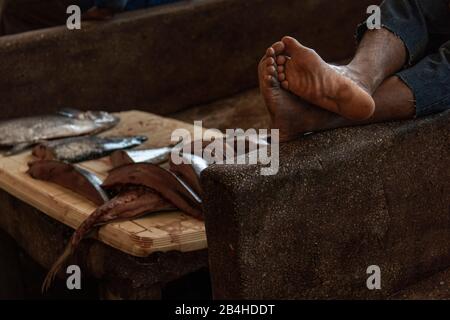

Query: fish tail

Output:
[41, 239, 75, 293]
[42, 210, 102, 293]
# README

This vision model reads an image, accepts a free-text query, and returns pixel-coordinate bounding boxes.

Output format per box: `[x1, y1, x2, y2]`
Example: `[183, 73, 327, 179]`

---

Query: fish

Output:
[102, 163, 203, 220]
[167, 135, 269, 195]
[32, 135, 148, 163]
[0, 109, 119, 154]
[109, 139, 185, 168]
[41, 186, 175, 292]
[110, 147, 172, 168]
[169, 153, 209, 196]
[27, 160, 109, 205]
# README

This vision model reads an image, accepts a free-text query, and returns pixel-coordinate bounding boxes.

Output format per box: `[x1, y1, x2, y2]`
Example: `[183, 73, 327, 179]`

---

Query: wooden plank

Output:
[0, 111, 207, 257]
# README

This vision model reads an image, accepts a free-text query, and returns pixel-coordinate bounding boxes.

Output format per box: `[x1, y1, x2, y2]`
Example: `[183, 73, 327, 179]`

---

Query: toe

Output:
[276, 55, 287, 66]
[281, 36, 304, 56]
[266, 47, 275, 57]
[259, 56, 266, 67]
[267, 65, 276, 76]
[265, 75, 278, 87]
[266, 57, 275, 66]
[258, 58, 267, 82]
[278, 73, 286, 81]
[271, 41, 285, 56]
[277, 65, 284, 73]
[281, 80, 289, 90]
[258, 56, 267, 72]
[281, 36, 301, 46]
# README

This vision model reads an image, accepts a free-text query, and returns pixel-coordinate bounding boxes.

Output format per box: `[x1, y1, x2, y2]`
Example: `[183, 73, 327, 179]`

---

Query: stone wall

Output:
[0, 0, 375, 119]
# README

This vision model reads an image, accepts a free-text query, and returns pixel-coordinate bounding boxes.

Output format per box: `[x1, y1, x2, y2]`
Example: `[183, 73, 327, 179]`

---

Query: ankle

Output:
[343, 64, 380, 95]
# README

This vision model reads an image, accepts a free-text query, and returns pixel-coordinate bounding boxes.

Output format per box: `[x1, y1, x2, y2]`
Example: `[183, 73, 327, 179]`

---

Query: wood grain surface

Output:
[0, 111, 207, 257]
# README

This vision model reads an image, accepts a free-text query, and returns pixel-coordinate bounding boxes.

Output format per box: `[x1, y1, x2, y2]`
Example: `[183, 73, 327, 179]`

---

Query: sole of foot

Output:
[271, 36, 376, 121]
[258, 51, 348, 142]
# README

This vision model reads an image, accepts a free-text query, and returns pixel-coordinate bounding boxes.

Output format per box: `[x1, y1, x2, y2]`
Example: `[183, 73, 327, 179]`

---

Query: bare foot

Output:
[258, 51, 350, 142]
[271, 36, 376, 121]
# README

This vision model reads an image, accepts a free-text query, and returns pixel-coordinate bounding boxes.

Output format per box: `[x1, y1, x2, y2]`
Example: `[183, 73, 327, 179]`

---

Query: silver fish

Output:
[33, 135, 148, 163]
[0, 109, 119, 154]
[110, 147, 172, 167]
[109, 139, 184, 168]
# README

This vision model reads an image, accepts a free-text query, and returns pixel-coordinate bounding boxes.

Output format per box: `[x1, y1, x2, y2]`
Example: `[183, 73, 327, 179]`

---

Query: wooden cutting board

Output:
[0, 111, 208, 257]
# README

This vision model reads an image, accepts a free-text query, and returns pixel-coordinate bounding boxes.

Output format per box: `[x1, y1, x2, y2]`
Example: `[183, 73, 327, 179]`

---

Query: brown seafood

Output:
[27, 160, 109, 205]
[110, 147, 172, 168]
[102, 163, 203, 219]
[169, 153, 209, 196]
[168, 135, 269, 194]
[42, 187, 175, 292]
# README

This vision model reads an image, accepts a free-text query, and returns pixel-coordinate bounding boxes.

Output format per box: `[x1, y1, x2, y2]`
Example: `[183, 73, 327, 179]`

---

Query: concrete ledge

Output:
[0, 0, 374, 118]
[202, 111, 450, 299]
[390, 267, 450, 300]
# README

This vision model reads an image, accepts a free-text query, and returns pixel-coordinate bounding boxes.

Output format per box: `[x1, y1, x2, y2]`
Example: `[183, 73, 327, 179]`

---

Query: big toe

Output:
[281, 36, 304, 56]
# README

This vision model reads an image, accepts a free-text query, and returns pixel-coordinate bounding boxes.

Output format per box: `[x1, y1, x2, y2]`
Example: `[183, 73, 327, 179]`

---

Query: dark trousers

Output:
[358, 0, 450, 117]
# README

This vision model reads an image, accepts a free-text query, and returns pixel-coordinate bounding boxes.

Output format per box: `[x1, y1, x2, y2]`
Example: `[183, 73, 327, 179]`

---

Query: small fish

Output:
[0, 109, 119, 154]
[27, 160, 109, 205]
[33, 135, 148, 163]
[102, 163, 203, 219]
[109, 139, 184, 168]
[169, 153, 209, 196]
[41, 186, 175, 292]
[110, 147, 172, 167]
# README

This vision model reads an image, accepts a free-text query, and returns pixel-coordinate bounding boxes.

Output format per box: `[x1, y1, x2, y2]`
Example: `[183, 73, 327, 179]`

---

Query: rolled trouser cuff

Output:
[396, 42, 450, 117]
[355, 0, 430, 66]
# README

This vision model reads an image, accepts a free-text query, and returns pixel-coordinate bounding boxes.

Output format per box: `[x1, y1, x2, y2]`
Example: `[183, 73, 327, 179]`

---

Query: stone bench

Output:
[202, 111, 450, 299]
